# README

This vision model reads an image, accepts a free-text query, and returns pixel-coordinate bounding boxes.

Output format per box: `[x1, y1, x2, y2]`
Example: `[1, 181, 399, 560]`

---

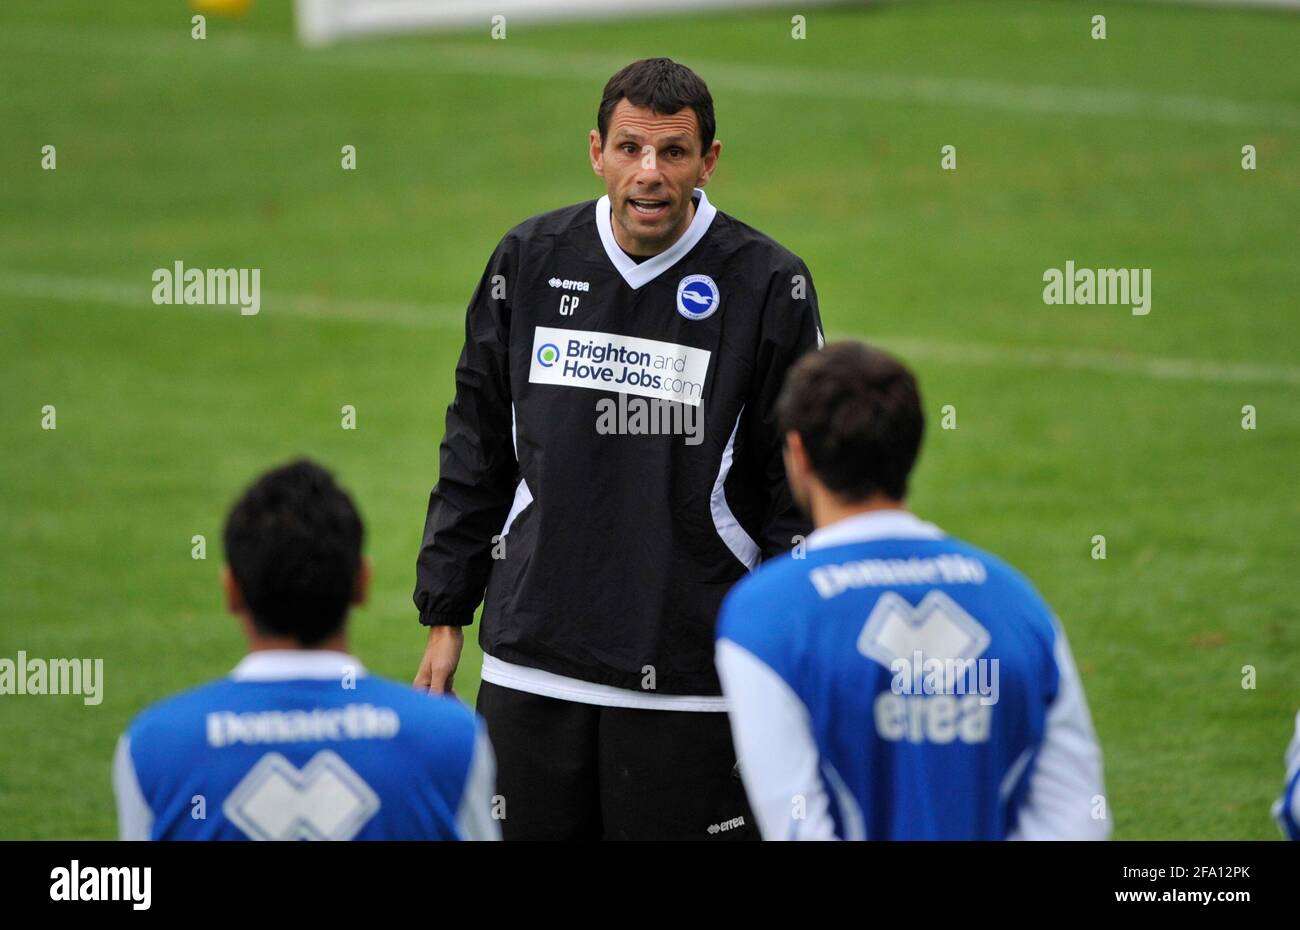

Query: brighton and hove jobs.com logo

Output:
[528, 326, 711, 407]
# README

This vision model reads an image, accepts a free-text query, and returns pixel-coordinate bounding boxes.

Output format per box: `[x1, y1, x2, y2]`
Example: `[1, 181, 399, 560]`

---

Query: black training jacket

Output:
[414, 190, 823, 694]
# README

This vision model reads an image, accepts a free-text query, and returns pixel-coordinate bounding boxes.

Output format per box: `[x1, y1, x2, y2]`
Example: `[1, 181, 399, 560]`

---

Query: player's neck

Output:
[614, 195, 697, 259]
[244, 631, 351, 655]
[811, 492, 908, 531]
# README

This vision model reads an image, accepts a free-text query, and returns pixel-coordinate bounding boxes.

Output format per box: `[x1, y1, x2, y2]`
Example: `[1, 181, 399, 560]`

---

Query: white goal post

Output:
[293, 0, 839, 46]
[294, 0, 1300, 46]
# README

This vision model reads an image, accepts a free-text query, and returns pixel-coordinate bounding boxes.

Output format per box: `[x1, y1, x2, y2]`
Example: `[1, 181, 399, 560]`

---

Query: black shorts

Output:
[476, 680, 758, 841]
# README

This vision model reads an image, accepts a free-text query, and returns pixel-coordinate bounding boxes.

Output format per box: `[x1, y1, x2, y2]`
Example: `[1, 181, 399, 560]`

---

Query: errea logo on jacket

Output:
[859, 591, 1000, 745]
[529, 326, 711, 406]
[547, 277, 590, 292]
[223, 750, 381, 841]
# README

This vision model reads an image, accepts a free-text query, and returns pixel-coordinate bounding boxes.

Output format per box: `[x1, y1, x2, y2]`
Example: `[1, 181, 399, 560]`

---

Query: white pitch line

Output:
[1, 23, 1298, 129]
[0, 270, 462, 331]
[363, 44, 1300, 129]
[879, 336, 1300, 389]
[3, 269, 1298, 388]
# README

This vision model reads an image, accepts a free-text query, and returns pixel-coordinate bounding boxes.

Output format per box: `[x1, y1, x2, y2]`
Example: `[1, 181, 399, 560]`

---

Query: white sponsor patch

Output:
[529, 326, 711, 406]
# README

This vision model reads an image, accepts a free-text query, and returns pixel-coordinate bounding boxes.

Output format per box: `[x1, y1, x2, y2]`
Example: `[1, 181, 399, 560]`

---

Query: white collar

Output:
[806, 509, 945, 551]
[595, 187, 718, 290]
[230, 650, 367, 682]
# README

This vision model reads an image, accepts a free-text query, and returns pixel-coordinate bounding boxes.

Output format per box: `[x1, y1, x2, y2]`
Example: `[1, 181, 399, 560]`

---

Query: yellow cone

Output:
[190, 0, 253, 16]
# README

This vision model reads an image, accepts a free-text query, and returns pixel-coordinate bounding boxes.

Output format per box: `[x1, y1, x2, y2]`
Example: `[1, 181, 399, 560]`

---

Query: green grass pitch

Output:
[1, 0, 1297, 839]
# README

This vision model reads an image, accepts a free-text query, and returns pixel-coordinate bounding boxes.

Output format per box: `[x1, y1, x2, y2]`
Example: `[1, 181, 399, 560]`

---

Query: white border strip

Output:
[711, 408, 763, 571]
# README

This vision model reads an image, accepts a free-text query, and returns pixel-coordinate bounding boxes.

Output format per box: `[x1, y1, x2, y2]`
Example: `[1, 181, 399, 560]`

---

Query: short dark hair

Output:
[222, 458, 364, 646]
[597, 58, 716, 155]
[776, 342, 925, 502]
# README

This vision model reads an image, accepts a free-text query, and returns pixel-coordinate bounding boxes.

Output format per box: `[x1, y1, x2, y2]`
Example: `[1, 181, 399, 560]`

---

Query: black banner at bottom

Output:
[0, 840, 1287, 915]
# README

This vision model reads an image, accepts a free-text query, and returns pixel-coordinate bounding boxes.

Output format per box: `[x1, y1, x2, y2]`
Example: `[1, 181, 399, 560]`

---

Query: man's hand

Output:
[414, 625, 464, 696]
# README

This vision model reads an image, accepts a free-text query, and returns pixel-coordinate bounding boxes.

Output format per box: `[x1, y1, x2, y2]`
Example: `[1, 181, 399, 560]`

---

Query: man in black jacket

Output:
[414, 58, 823, 840]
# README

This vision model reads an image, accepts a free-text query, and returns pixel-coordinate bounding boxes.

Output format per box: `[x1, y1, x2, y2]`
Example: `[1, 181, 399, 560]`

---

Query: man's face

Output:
[590, 99, 720, 256]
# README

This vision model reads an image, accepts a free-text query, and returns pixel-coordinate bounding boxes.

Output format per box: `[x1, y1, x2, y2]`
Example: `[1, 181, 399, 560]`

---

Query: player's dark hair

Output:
[597, 58, 716, 155]
[223, 458, 364, 646]
[777, 342, 925, 502]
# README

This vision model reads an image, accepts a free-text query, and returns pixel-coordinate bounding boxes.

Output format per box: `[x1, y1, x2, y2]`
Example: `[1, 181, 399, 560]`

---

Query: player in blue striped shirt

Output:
[113, 459, 499, 841]
[716, 342, 1109, 840]
[1274, 711, 1300, 840]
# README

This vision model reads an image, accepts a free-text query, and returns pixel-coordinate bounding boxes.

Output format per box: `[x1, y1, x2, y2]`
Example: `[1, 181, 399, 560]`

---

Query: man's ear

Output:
[352, 557, 372, 607]
[783, 430, 809, 477]
[221, 565, 244, 616]
[696, 139, 721, 186]
[589, 129, 605, 177]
